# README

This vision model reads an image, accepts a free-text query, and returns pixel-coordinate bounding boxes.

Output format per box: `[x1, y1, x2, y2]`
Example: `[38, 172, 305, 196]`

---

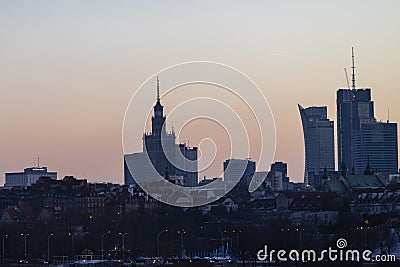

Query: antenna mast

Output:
[344, 68, 350, 90]
[156, 76, 160, 101]
[351, 47, 356, 90]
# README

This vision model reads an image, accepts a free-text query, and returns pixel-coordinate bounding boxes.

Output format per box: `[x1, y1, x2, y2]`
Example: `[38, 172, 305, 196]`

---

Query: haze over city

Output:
[1, 1, 399, 184]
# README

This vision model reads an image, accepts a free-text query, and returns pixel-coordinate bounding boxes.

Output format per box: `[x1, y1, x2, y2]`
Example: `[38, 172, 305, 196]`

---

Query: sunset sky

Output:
[1, 1, 399, 184]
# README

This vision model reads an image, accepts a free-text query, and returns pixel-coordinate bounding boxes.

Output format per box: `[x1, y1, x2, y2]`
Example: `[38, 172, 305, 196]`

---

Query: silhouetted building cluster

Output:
[1, 48, 400, 262]
[1, 159, 400, 261]
[300, 48, 398, 186]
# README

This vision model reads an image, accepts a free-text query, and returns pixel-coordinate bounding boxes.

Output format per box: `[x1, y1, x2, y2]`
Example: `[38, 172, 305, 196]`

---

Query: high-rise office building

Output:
[299, 105, 335, 185]
[337, 89, 375, 169]
[177, 144, 198, 187]
[336, 48, 398, 174]
[223, 158, 255, 182]
[124, 152, 150, 186]
[353, 121, 398, 174]
[268, 162, 289, 190]
[125, 77, 198, 186]
[270, 162, 288, 183]
[124, 156, 134, 186]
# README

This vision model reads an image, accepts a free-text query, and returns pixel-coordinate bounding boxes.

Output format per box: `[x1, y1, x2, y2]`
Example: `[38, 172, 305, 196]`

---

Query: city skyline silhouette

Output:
[1, 1, 399, 184]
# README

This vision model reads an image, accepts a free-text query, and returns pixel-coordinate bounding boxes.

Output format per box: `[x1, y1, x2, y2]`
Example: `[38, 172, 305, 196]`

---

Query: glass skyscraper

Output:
[337, 88, 398, 174]
[298, 104, 335, 185]
[336, 89, 375, 170]
[353, 121, 398, 174]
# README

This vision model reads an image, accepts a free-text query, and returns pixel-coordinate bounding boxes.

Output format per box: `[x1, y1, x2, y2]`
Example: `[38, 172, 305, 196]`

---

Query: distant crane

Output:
[344, 68, 351, 90]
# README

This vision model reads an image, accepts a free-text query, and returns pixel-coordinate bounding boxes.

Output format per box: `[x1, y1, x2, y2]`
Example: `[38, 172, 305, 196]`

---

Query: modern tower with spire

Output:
[336, 48, 398, 175]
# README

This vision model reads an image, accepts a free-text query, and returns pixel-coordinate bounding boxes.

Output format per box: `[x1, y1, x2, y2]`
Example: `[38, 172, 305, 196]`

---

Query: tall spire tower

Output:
[351, 47, 356, 90]
[152, 76, 165, 136]
[140, 75, 198, 187]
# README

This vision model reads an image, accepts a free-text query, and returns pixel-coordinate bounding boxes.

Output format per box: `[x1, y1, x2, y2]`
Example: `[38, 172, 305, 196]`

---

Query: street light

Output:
[232, 230, 241, 259]
[156, 230, 168, 258]
[47, 233, 54, 263]
[295, 228, 304, 249]
[101, 230, 111, 260]
[118, 232, 128, 251]
[177, 230, 186, 259]
[20, 234, 29, 259]
[2, 234, 8, 260]
[219, 230, 226, 257]
[68, 233, 76, 259]
[359, 226, 368, 249]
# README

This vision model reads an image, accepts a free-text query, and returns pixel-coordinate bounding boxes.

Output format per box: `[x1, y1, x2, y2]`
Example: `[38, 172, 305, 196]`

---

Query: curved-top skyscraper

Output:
[298, 104, 335, 185]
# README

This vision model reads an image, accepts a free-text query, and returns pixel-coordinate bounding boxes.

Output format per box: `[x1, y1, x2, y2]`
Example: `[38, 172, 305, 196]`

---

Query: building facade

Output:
[336, 89, 375, 169]
[353, 121, 398, 174]
[223, 158, 255, 183]
[336, 88, 398, 174]
[5, 167, 57, 187]
[298, 104, 335, 185]
[271, 162, 288, 183]
[124, 153, 150, 186]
